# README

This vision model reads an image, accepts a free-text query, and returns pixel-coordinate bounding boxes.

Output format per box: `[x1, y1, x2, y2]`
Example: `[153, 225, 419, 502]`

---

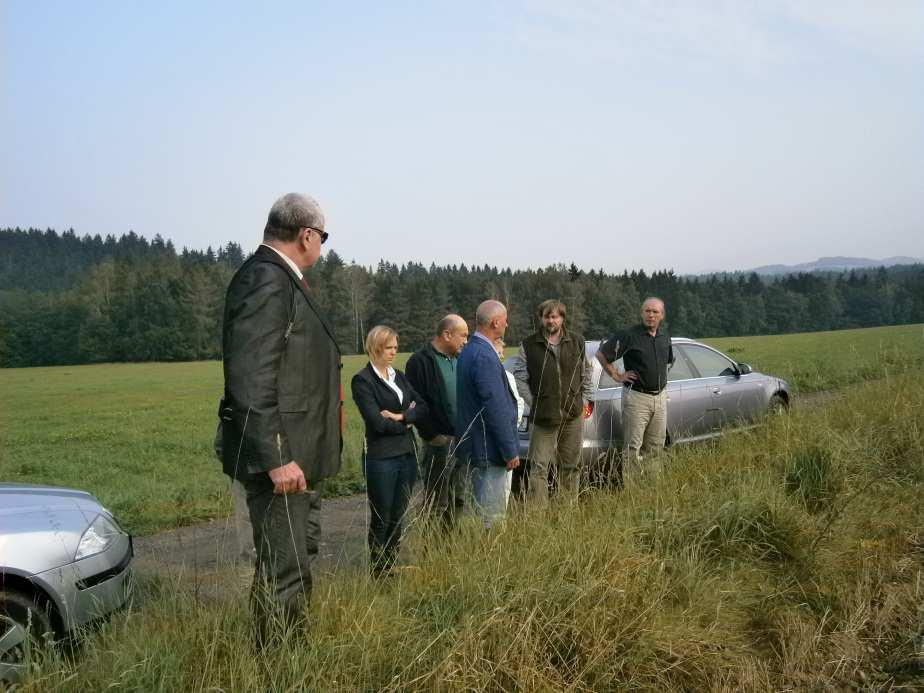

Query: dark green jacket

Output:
[522, 329, 586, 426]
[219, 245, 343, 483]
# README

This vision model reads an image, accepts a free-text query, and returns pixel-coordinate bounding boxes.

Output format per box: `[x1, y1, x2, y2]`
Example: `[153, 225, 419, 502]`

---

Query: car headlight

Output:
[75, 513, 122, 560]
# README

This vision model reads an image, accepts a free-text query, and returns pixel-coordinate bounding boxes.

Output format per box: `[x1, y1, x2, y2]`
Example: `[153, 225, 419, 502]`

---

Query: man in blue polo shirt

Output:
[595, 297, 674, 487]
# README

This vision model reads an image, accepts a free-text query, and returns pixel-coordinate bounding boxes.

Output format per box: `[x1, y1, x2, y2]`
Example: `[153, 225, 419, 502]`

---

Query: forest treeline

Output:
[2, 227, 923, 367]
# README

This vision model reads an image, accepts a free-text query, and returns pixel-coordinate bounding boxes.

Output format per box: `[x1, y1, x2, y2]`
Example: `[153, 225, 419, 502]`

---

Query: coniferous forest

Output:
[1, 227, 922, 368]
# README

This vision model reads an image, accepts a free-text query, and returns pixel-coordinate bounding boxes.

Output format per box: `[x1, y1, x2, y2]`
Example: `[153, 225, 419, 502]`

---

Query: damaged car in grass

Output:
[0, 483, 133, 682]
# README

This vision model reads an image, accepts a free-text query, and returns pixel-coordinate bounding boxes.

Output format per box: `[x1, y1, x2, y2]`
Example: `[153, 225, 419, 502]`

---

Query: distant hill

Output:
[746, 256, 921, 276]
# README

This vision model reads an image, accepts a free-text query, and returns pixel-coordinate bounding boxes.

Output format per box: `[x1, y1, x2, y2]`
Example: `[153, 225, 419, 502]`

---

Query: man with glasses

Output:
[219, 192, 341, 647]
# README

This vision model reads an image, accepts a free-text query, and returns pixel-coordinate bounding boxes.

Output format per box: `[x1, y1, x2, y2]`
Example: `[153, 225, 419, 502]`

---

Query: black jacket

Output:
[404, 343, 456, 440]
[351, 363, 429, 460]
[220, 245, 343, 483]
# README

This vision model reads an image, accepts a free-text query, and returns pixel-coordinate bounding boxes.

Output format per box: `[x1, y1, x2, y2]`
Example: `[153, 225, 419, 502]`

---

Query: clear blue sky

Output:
[4, 1, 922, 273]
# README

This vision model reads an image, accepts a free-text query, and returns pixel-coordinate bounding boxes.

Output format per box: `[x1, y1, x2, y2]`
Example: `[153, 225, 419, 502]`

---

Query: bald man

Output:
[405, 314, 470, 529]
[456, 300, 520, 528]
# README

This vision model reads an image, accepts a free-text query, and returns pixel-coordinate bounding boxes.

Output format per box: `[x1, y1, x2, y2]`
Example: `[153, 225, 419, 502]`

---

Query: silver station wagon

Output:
[510, 338, 791, 481]
[0, 483, 133, 682]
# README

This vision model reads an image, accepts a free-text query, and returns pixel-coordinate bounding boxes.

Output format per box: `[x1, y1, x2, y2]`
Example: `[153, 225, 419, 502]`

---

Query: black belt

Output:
[625, 385, 664, 396]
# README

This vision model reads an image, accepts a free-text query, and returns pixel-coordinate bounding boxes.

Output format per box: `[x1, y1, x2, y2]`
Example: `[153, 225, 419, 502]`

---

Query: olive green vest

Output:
[523, 329, 585, 426]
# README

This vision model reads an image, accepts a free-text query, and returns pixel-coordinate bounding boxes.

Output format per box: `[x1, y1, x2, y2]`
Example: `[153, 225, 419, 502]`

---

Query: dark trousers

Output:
[241, 474, 323, 646]
[420, 440, 463, 529]
[364, 452, 418, 575]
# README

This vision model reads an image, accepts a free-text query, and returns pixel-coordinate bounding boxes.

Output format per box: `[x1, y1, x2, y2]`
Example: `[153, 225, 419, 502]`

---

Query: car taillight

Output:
[583, 401, 594, 419]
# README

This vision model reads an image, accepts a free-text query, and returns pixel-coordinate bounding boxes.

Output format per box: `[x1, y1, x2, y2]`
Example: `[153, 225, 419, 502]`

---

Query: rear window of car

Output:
[667, 354, 697, 381]
[680, 344, 737, 378]
[596, 358, 624, 389]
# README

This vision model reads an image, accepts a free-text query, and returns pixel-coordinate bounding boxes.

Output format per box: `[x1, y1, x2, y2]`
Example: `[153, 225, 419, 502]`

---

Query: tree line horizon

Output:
[1, 227, 922, 368]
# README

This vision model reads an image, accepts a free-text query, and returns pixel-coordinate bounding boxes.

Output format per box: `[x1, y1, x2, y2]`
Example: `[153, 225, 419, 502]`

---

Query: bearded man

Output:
[512, 300, 592, 504]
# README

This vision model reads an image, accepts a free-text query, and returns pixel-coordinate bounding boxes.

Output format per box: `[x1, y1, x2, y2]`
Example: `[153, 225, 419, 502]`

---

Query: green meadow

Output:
[0, 324, 921, 535]
[16, 343, 924, 689]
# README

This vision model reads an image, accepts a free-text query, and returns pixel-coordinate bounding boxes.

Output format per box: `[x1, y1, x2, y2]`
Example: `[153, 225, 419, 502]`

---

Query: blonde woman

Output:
[351, 325, 428, 577]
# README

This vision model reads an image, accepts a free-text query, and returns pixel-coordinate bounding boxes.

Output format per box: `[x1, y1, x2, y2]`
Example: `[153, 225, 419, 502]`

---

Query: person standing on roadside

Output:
[351, 326, 428, 577]
[405, 315, 469, 529]
[219, 193, 342, 646]
[456, 300, 520, 528]
[595, 297, 674, 487]
[512, 299, 593, 504]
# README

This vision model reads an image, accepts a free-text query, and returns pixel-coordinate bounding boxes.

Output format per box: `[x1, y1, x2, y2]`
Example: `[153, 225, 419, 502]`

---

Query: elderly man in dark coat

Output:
[219, 192, 342, 645]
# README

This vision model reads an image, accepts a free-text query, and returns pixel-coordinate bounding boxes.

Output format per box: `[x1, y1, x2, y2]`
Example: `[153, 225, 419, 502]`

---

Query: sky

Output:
[3, 1, 923, 274]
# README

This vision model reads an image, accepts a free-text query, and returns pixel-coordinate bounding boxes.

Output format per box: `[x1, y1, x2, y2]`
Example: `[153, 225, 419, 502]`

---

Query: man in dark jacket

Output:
[405, 314, 469, 528]
[512, 300, 592, 504]
[456, 300, 520, 528]
[219, 192, 342, 645]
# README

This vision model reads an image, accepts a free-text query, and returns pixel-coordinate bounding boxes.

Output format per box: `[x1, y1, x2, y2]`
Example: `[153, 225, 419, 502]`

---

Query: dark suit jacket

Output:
[351, 363, 428, 460]
[220, 245, 342, 483]
[455, 334, 518, 467]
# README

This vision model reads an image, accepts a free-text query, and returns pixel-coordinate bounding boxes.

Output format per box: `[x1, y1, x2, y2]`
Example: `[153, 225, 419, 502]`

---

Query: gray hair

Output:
[475, 300, 506, 327]
[264, 193, 325, 243]
[642, 296, 666, 312]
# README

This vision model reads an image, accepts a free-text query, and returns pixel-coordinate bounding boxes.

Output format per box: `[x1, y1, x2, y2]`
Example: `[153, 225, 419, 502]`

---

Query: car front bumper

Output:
[32, 533, 133, 631]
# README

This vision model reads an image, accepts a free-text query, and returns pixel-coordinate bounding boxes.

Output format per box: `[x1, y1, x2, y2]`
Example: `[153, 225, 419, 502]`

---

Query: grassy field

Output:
[0, 324, 921, 535]
[16, 359, 924, 689]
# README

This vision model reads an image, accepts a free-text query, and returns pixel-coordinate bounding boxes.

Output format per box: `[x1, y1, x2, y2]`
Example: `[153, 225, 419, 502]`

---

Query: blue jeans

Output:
[364, 452, 418, 575]
[471, 464, 510, 529]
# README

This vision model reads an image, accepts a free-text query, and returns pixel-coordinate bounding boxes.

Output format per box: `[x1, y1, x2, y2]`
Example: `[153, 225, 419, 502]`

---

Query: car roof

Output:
[585, 336, 695, 354]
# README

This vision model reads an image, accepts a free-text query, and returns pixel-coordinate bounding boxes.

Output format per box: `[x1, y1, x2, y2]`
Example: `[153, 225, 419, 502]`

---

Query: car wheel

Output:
[768, 393, 788, 415]
[0, 590, 54, 683]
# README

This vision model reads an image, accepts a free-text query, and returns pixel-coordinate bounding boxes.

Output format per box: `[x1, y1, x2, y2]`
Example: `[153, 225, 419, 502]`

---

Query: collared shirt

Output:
[599, 324, 674, 394]
[472, 331, 494, 349]
[372, 364, 403, 404]
[260, 243, 304, 280]
[430, 344, 458, 423]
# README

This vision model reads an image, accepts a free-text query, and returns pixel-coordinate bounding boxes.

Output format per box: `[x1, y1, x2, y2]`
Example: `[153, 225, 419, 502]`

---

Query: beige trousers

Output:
[622, 389, 668, 487]
[527, 416, 584, 504]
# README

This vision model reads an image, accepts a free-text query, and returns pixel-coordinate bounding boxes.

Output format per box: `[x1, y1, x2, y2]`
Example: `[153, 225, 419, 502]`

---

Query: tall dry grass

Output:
[18, 370, 924, 690]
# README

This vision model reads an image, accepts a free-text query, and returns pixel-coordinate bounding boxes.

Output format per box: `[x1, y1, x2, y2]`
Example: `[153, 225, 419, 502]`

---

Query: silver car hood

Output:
[0, 483, 107, 575]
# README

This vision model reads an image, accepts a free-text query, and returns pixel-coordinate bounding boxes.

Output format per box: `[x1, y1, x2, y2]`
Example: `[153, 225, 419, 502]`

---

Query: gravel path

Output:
[133, 391, 838, 597]
[132, 494, 369, 598]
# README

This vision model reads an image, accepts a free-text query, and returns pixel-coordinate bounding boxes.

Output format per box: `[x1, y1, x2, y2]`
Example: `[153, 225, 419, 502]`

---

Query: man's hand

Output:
[268, 461, 307, 495]
[381, 410, 404, 421]
[505, 456, 520, 470]
[429, 434, 451, 446]
[621, 370, 639, 384]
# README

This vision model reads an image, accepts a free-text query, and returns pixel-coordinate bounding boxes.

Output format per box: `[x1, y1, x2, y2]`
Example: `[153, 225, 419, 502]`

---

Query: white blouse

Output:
[373, 365, 403, 404]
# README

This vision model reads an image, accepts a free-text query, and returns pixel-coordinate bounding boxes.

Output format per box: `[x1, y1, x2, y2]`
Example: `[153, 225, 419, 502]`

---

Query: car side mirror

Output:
[737, 363, 752, 376]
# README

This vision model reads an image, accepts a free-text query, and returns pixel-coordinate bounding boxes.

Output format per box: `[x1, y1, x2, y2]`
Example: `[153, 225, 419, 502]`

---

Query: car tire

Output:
[0, 589, 54, 683]
[768, 393, 788, 415]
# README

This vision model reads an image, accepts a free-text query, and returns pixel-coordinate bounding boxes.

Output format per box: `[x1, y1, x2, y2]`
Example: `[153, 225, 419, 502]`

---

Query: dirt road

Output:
[132, 494, 369, 597]
[133, 391, 839, 596]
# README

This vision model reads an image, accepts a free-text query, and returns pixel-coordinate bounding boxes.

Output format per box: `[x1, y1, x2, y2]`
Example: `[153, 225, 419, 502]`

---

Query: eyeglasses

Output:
[303, 226, 329, 245]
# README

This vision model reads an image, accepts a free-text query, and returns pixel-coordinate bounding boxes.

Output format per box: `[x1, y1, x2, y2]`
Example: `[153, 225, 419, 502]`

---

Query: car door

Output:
[662, 349, 704, 442]
[679, 343, 763, 429]
[593, 357, 624, 448]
